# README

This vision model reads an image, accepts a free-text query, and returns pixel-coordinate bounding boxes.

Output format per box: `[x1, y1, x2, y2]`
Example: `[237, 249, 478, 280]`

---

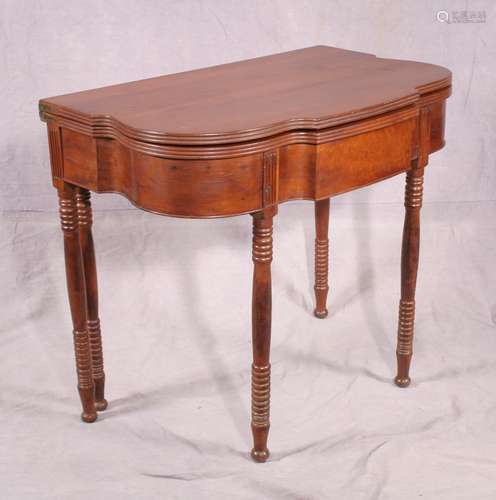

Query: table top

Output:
[39, 46, 451, 146]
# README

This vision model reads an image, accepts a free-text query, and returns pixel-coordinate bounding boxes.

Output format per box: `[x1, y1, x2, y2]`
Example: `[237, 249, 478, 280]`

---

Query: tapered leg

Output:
[314, 198, 330, 318]
[395, 168, 424, 388]
[75, 188, 107, 411]
[58, 183, 97, 422]
[250, 207, 275, 462]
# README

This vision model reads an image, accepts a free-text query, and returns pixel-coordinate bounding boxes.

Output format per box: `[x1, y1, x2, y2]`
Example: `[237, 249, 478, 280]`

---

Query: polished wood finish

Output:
[395, 168, 424, 387]
[40, 46, 451, 461]
[250, 207, 275, 462]
[58, 183, 97, 423]
[314, 199, 330, 318]
[41, 102, 443, 218]
[57, 183, 107, 420]
[39, 45, 450, 217]
[39, 46, 450, 147]
[75, 188, 107, 409]
[394, 107, 430, 387]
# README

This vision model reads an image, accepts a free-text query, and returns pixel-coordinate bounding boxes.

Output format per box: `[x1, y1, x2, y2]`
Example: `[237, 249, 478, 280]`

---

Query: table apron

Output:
[47, 102, 444, 218]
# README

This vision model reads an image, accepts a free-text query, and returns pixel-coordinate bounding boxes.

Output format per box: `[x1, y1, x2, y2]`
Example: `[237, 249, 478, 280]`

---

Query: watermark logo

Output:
[437, 10, 486, 23]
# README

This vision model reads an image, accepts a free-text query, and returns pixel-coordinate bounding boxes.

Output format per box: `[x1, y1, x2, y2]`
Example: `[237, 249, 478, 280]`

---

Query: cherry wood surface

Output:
[39, 46, 450, 146]
[40, 46, 451, 462]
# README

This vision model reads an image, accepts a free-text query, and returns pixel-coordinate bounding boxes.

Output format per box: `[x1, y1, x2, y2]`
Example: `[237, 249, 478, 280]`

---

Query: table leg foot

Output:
[78, 386, 98, 423]
[81, 412, 98, 423]
[94, 374, 107, 410]
[394, 375, 411, 388]
[95, 398, 108, 412]
[313, 307, 328, 319]
[251, 446, 270, 463]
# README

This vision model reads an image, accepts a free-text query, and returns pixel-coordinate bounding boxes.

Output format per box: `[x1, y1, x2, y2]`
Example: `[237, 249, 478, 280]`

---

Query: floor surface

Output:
[1, 201, 495, 499]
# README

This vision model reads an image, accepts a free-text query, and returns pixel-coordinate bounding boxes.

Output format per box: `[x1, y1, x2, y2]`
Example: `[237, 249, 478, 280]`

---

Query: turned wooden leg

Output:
[58, 183, 97, 422]
[395, 167, 424, 388]
[314, 198, 330, 318]
[75, 188, 107, 411]
[250, 207, 275, 462]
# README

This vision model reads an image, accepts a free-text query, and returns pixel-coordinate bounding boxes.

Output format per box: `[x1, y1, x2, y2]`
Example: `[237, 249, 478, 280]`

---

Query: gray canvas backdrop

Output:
[2, 2, 496, 500]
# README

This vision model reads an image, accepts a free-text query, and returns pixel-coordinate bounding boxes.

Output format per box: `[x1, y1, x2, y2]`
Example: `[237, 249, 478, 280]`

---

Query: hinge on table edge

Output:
[39, 102, 50, 122]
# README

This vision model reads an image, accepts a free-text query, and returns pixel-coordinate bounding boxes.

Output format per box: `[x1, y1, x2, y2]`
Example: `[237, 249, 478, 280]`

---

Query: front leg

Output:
[75, 188, 107, 411]
[395, 107, 430, 388]
[58, 183, 97, 422]
[250, 207, 275, 462]
[395, 167, 424, 387]
[314, 198, 330, 318]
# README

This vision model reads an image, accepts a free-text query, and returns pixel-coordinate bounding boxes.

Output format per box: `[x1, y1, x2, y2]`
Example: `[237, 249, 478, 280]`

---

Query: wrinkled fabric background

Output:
[1, 1, 495, 499]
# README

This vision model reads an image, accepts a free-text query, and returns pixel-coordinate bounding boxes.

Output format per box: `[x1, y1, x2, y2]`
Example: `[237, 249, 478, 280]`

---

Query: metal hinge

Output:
[39, 101, 50, 122]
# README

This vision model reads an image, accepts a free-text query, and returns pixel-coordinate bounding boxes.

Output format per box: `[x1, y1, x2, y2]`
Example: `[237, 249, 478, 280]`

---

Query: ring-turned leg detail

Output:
[76, 188, 107, 411]
[72, 328, 97, 422]
[251, 363, 271, 462]
[87, 319, 106, 410]
[395, 299, 415, 387]
[314, 198, 330, 318]
[58, 183, 97, 422]
[250, 208, 275, 462]
[395, 168, 424, 388]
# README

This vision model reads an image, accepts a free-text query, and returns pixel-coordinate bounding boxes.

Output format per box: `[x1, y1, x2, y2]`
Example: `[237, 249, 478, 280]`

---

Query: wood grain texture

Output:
[41, 46, 450, 218]
[39, 46, 450, 146]
[93, 142, 264, 217]
[316, 115, 416, 199]
[40, 46, 451, 462]
[51, 107, 439, 218]
[40, 91, 448, 161]
[63, 129, 98, 187]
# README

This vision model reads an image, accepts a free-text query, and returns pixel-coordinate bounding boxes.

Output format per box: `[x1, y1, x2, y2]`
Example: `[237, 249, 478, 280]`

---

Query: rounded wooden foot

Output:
[313, 308, 328, 319]
[251, 448, 270, 463]
[77, 384, 97, 423]
[394, 376, 411, 388]
[81, 412, 98, 423]
[95, 399, 108, 411]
